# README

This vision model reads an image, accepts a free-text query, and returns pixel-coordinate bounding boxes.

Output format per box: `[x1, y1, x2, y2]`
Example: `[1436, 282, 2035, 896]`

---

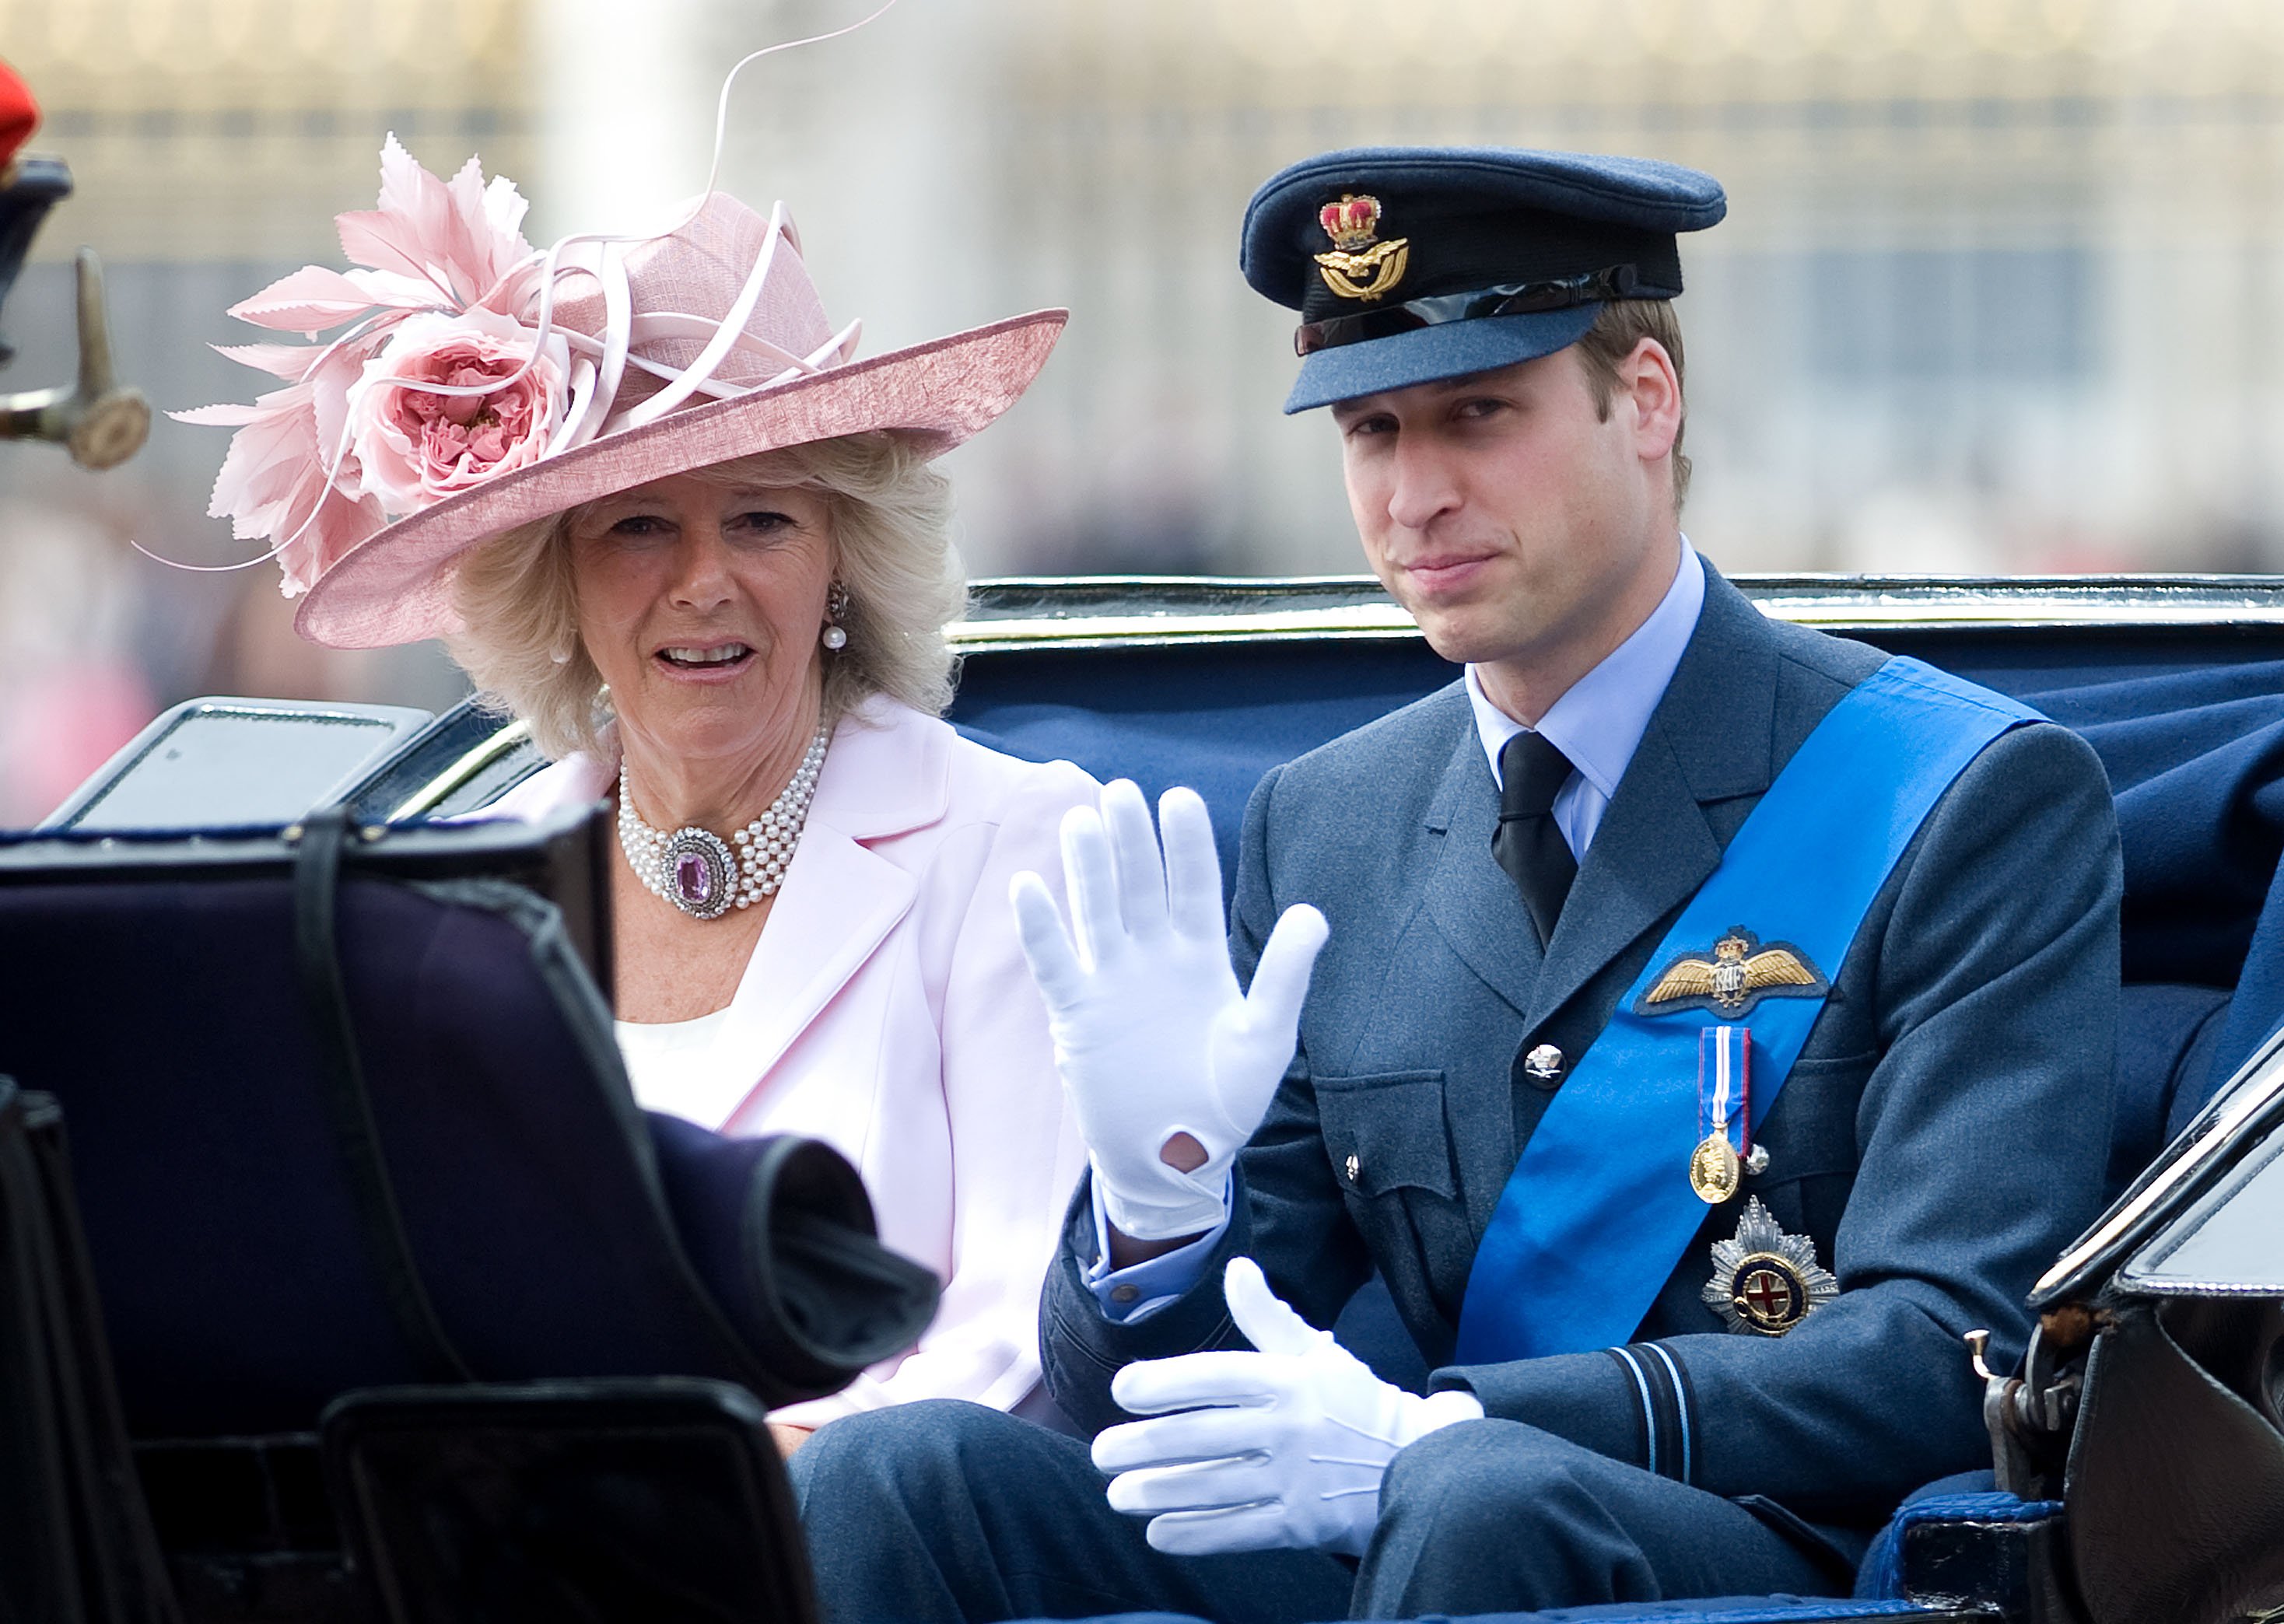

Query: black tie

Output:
[1493, 731, 1578, 947]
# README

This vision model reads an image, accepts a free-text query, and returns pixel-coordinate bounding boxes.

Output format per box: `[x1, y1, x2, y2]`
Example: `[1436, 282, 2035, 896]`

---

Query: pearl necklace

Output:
[616, 723, 831, 921]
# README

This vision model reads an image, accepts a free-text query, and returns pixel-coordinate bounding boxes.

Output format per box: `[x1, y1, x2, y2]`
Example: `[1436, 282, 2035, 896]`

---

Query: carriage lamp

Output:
[0, 243, 149, 471]
[0, 154, 150, 471]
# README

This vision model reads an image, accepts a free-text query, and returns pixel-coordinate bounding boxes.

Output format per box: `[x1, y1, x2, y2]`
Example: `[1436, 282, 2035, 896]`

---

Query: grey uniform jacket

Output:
[1039, 565, 2123, 1538]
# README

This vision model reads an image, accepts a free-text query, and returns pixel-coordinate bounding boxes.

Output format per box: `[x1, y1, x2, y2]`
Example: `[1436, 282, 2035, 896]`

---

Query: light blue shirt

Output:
[1465, 540, 1705, 861]
[1087, 540, 1708, 1321]
[1085, 1177, 1234, 1319]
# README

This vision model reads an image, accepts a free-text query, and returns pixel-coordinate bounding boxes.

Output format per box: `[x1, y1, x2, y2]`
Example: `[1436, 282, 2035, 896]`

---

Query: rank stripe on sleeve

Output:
[1642, 1340, 1695, 1483]
[1606, 1345, 1662, 1479]
[1606, 1342, 1694, 1483]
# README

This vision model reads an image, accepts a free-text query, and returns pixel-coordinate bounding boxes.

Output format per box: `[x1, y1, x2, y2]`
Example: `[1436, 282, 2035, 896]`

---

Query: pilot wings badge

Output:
[1704, 1197, 1837, 1336]
[1634, 927, 1827, 1018]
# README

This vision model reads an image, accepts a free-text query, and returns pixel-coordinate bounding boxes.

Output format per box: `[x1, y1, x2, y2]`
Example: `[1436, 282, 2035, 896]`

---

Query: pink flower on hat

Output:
[349, 309, 569, 516]
[175, 135, 546, 595]
[181, 106, 1011, 632]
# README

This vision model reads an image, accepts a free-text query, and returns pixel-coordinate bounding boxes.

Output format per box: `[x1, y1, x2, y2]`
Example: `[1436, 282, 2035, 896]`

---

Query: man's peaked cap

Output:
[1242, 145, 1726, 411]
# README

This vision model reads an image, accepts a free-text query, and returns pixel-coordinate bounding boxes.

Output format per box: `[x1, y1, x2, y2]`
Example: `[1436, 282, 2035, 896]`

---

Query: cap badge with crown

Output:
[1312, 194, 1409, 303]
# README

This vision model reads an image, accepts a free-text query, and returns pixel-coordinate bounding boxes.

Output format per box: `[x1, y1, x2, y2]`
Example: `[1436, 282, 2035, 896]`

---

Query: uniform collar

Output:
[1465, 537, 1704, 797]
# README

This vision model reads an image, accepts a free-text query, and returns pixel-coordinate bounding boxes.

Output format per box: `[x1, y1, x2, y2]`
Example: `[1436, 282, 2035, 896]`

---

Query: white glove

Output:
[1011, 781, 1328, 1241]
[1091, 1257, 1484, 1557]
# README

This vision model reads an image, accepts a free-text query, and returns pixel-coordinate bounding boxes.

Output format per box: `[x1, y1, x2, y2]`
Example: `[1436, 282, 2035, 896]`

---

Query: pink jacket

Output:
[485, 698, 1095, 1426]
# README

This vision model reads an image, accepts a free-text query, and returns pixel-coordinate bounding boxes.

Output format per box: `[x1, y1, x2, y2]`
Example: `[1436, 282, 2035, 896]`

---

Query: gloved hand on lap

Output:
[1011, 781, 1328, 1241]
[1091, 1257, 1484, 1556]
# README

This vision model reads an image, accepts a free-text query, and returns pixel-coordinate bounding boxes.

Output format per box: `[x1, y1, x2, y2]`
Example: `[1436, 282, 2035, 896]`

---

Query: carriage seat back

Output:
[0, 813, 934, 1439]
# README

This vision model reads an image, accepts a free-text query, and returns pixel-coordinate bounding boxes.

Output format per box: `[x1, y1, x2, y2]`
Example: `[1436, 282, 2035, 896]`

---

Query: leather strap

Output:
[292, 809, 470, 1384]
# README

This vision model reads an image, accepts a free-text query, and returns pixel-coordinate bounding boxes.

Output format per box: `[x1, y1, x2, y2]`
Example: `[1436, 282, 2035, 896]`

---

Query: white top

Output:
[483, 697, 1096, 1430]
[615, 1009, 736, 1113]
[1463, 539, 1706, 860]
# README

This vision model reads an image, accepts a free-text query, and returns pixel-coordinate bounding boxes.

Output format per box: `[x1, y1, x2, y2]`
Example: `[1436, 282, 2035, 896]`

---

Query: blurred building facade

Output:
[3, 0, 2283, 810]
[968, 0, 2284, 578]
[0, 0, 527, 814]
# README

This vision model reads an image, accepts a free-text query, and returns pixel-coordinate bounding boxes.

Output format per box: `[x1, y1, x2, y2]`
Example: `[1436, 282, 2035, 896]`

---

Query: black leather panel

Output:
[2064, 1306, 2284, 1624]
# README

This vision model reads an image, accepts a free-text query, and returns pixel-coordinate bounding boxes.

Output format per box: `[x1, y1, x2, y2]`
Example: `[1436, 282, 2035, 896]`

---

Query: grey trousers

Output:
[791, 1400, 1841, 1623]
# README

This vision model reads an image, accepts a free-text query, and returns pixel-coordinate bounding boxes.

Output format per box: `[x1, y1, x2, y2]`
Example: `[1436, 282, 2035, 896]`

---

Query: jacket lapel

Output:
[1524, 569, 1782, 1031]
[690, 703, 946, 1126]
[720, 827, 916, 1091]
[1422, 711, 1544, 1021]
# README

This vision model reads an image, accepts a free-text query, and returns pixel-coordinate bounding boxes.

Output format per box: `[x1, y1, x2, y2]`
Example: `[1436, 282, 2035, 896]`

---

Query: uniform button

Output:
[1344, 1153, 1361, 1183]
[1522, 1043, 1565, 1090]
[1110, 1284, 1140, 1304]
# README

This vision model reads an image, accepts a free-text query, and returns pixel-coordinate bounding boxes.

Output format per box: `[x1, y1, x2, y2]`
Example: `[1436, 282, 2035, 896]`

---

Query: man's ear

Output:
[1622, 337, 1683, 467]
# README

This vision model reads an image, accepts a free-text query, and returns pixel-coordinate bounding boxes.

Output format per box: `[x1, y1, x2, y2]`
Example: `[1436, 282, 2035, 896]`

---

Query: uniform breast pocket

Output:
[1757, 1050, 1874, 1180]
[1314, 1070, 1458, 1202]
[1751, 1050, 1874, 1242]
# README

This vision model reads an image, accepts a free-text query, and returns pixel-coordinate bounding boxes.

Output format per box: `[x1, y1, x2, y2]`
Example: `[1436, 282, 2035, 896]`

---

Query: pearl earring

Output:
[821, 579, 851, 651]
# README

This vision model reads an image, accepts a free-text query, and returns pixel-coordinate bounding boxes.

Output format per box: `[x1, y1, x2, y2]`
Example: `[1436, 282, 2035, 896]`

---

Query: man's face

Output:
[1331, 342, 1677, 677]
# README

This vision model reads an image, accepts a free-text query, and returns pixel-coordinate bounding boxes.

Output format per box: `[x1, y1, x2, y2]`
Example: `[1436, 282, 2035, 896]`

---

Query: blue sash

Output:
[1452, 657, 2037, 1363]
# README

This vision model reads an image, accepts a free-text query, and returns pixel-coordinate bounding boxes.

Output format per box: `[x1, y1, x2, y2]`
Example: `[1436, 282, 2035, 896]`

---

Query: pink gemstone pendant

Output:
[660, 827, 737, 920]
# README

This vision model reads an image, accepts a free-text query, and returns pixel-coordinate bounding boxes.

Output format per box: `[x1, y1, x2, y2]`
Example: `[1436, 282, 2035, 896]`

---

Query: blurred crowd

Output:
[7, 0, 2284, 819]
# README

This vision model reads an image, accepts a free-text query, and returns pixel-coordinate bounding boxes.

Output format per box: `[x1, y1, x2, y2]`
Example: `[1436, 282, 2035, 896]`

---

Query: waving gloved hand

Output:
[1091, 1258, 1484, 1556]
[1011, 781, 1328, 1241]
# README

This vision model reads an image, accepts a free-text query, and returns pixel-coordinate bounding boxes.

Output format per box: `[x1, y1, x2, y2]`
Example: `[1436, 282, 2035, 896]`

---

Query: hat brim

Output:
[296, 308, 1067, 649]
[1284, 303, 1600, 413]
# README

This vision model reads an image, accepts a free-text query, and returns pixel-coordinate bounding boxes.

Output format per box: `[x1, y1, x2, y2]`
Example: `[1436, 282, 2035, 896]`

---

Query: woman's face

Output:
[568, 470, 835, 772]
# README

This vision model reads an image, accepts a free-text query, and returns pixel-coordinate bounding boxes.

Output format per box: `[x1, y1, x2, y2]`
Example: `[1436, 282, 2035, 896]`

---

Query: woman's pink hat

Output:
[178, 138, 1065, 650]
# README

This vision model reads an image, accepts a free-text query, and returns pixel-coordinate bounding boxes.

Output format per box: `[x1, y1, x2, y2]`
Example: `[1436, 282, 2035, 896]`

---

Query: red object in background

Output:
[3, 663, 157, 825]
[0, 59, 37, 170]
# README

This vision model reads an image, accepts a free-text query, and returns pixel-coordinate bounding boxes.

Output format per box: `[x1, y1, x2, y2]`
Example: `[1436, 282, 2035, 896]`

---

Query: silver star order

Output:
[1703, 1196, 1840, 1335]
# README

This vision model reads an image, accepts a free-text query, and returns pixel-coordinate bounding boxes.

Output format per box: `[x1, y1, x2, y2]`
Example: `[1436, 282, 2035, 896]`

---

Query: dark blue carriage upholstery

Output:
[2008, 653, 2284, 1125]
[951, 632, 2284, 1182]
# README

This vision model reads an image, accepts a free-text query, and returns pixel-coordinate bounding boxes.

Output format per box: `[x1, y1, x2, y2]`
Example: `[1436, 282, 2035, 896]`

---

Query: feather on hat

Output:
[179, 138, 1064, 649]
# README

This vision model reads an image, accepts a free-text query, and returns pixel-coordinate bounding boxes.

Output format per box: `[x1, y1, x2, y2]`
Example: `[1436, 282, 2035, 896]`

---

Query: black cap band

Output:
[1296, 264, 1654, 356]
[1294, 204, 1685, 326]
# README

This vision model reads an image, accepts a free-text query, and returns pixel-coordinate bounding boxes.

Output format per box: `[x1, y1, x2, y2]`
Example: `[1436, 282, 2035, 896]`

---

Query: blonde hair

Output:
[447, 432, 962, 760]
